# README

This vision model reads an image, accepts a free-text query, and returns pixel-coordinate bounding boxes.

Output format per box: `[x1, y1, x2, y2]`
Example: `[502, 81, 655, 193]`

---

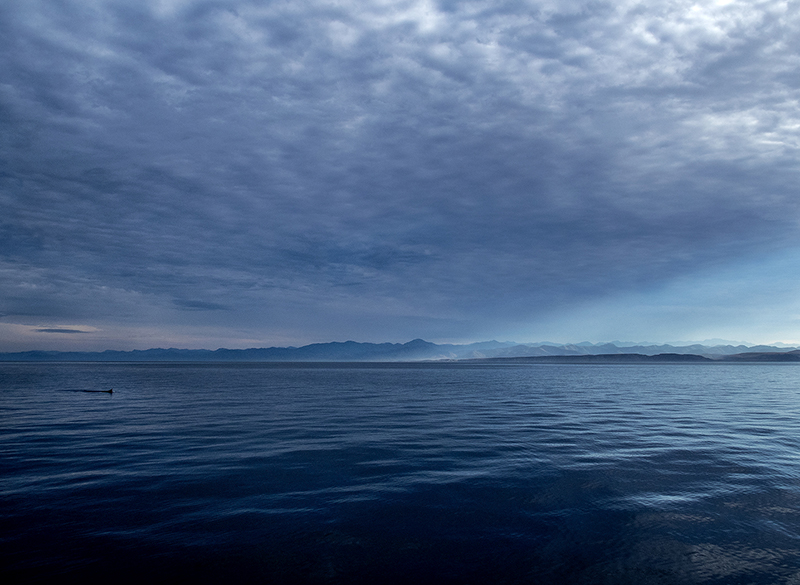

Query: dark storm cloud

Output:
[2, 0, 800, 344]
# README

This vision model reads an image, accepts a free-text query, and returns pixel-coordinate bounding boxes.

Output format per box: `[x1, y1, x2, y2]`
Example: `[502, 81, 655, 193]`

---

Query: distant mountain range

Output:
[2, 339, 800, 362]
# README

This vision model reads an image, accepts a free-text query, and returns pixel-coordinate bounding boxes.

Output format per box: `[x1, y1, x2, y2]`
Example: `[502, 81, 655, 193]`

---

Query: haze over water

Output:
[3, 362, 800, 583]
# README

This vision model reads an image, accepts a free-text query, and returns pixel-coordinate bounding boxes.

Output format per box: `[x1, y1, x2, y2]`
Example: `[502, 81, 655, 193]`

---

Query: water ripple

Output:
[3, 362, 800, 583]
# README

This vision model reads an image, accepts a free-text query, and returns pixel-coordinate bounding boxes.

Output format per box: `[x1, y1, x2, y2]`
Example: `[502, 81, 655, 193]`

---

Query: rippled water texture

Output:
[3, 362, 800, 583]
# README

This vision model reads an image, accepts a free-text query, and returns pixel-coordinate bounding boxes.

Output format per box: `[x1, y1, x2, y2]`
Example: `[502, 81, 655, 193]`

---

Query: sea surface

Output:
[3, 362, 800, 584]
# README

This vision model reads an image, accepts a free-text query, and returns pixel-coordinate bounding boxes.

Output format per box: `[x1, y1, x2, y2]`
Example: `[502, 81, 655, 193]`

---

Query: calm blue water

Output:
[3, 362, 800, 584]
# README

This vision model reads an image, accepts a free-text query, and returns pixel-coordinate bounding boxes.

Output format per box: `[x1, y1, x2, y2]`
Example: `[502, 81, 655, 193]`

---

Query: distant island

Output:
[2, 339, 800, 362]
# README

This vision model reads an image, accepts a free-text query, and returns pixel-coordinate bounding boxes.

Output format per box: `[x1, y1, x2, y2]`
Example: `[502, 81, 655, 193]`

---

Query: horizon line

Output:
[2, 338, 799, 354]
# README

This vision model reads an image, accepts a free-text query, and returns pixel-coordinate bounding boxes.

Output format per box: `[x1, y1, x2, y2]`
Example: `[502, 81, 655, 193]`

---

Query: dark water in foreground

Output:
[3, 362, 800, 584]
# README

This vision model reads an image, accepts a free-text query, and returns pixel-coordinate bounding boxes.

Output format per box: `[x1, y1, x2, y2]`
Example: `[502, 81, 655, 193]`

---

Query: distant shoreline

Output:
[2, 352, 800, 364]
[2, 339, 799, 363]
[466, 352, 800, 364]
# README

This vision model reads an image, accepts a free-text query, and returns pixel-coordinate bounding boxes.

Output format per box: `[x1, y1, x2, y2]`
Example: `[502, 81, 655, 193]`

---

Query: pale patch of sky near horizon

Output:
[2, 0, 800, 350]
[511, 246, 800, 346]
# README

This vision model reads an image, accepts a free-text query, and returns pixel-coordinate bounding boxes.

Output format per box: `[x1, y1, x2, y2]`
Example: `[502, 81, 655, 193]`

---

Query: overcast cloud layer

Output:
[2, 0, 800, 350]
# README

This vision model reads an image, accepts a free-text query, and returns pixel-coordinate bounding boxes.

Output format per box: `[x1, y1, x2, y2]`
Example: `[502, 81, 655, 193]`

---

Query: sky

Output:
[2, 0, 800, 351]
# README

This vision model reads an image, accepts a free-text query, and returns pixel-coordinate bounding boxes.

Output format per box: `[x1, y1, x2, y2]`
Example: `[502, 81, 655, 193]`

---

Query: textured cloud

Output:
[2, 0, 800, 348]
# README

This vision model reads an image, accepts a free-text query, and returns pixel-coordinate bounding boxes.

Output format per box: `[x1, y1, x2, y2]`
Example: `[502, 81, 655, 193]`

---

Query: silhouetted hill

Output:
[471, 353, 716, 364]
[719, 350, 800, 362]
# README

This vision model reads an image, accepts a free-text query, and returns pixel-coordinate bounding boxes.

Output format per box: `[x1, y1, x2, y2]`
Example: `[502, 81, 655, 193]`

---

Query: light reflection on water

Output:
[2, 362, 800, 583]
